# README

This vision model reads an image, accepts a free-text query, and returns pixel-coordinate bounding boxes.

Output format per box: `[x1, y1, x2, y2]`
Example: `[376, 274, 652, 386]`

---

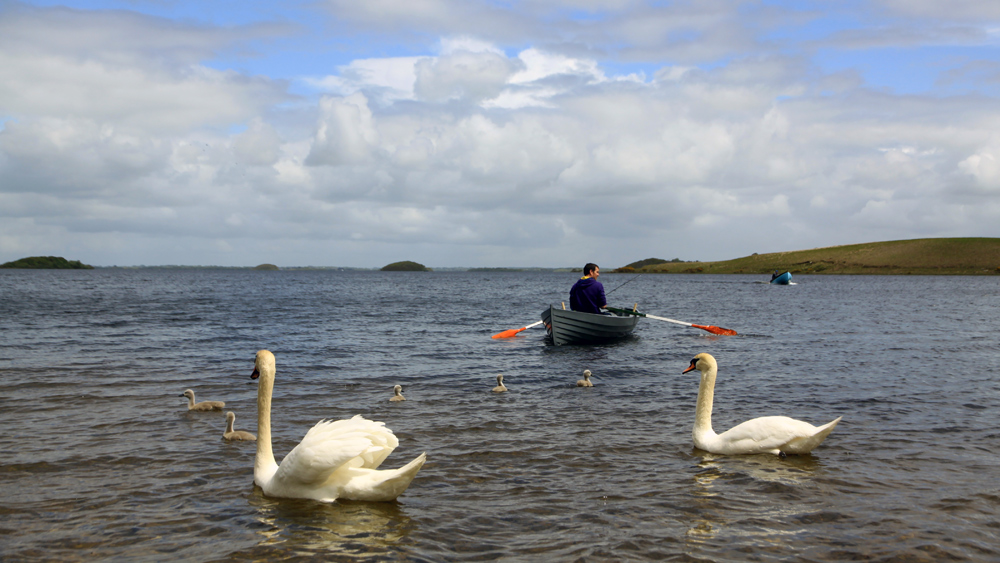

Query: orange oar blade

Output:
[692, 324, 738, 336]
[492, 327, 526, 339]
[492, 320, 543, 339]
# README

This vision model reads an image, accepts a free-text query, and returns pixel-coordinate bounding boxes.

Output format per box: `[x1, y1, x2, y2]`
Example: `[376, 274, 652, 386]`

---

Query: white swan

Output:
[181, 389, 224, 411]
[250, 349, 425, 502]
[492, 374, 507, 393]
[681, 353, 841, 456]
[576, 369, 593, 387]
[390, 385, 406, 402]
[223, 411, 256, 441]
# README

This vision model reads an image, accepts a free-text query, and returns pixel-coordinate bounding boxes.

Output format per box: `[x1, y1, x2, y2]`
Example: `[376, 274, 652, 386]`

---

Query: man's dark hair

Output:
[583, 263, 598, 276]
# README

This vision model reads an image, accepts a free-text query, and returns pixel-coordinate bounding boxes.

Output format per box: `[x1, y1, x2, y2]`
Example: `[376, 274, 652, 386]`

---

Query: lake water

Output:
[1, 269, 998, 562]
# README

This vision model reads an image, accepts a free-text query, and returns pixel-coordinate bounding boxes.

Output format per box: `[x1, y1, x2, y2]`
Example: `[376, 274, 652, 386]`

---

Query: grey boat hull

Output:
[541, 306, 640, 346]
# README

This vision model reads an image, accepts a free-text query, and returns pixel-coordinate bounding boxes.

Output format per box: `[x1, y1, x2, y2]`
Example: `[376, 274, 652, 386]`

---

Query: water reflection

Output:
[246, 487, 416, 558]
[686, 453, 827, 548]
[700, 452, 825, 485]
[687, 458, 724, 543]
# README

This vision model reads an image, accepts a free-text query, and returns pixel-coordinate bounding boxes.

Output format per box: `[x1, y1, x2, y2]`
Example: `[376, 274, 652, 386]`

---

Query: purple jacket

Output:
[569, 277, 606, 314]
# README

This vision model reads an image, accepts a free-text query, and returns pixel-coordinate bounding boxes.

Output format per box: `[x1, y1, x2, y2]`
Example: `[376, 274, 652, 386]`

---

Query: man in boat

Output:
[569, 263, 608, 314]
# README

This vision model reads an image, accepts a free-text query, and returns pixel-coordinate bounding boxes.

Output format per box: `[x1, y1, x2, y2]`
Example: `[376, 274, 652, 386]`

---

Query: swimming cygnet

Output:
[576, 369, 594, 387]
[181, 389, 225, 411]
[390, 384, 406, 402]
[492, 374, 507, 393]
[223, 411, 256, 441]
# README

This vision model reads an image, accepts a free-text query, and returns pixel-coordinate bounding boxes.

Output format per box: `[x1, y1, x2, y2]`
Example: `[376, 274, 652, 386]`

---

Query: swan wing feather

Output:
[716, 416, 827, 454]
[273, 415, 400, 486]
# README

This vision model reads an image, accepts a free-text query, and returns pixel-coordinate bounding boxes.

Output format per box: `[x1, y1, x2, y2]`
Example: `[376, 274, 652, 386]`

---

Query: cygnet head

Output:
[496, 374, 504, 383]
[576, 369, 593, 387]
[390, 384, 405, 401]
[682, 352, 718, 375]
[226, 411, 236, 424]
[181, 389, 195, 399]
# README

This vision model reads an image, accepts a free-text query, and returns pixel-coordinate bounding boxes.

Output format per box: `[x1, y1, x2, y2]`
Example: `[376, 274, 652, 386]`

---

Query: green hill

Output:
[1, 256, 94, 269]
[381, 261, 430, 272]
[624, 238, 1000, 275]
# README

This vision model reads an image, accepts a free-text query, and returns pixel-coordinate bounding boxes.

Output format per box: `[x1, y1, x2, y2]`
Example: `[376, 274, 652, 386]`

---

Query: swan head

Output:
[683, 353, 717, 375]
[496, 374, 504, 383]
[252, 349, 275, 380]
[226, 411, 236, 423]
[582, 369, 591, 378]
[181, 389, 194, 399]
[394, 384, 402, 394]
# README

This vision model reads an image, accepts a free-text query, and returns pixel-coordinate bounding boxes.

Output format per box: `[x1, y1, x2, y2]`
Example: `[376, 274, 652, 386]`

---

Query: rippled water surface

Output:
[1, 269, 998, 562]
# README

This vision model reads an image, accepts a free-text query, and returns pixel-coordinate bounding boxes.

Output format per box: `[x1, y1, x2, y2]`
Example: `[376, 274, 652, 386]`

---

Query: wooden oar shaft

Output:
[608, 307, 738, 336]
[644, 313, 692, 326]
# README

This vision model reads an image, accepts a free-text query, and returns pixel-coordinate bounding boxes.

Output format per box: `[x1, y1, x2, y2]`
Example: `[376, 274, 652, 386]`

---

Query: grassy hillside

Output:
[628, 238, 1000, 275]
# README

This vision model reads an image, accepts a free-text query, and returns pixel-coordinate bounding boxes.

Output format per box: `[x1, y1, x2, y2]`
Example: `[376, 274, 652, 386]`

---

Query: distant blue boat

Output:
[770, 271, 792, 285]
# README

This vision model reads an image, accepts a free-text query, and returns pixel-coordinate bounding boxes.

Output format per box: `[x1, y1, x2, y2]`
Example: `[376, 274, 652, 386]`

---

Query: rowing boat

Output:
[540, 305, 640, 346]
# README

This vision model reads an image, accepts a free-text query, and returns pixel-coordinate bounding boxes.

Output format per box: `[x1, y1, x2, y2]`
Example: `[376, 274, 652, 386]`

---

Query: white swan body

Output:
[250, 350, 426, 502]
[492, 374, 507, 393]
[390, 385, 406, 402]
[181, 389, 224, 411]
[682, 353, 841, 456]
[223, 411, 256, 441]
[576, 369, 593, 387]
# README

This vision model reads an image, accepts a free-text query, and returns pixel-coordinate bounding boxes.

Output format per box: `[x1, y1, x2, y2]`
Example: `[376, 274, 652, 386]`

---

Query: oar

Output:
[492, 320, 544, 339]
[606, 307, 737, 336]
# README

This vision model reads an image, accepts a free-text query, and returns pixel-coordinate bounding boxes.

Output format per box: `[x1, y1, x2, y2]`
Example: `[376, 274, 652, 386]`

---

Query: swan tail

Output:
[340, 452, 427, 502]
[783, 416, 842, 454]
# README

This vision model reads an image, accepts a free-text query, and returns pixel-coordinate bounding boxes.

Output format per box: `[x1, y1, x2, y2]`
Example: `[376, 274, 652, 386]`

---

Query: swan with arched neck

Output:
[249, 349, 425, 502]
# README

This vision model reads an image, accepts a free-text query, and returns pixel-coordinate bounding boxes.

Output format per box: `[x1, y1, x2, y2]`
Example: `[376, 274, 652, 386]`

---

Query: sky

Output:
[1, 0, 999, 268]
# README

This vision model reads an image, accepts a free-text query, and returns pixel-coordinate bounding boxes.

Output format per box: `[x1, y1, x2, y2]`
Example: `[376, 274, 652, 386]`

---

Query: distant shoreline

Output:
[3, 238, 997, 274]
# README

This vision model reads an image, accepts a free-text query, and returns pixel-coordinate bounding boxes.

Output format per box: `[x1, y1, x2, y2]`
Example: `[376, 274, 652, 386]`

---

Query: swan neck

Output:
[694, 367, 716, 435]
[255, 365, 276, 477]
[226, 418, 235, 433]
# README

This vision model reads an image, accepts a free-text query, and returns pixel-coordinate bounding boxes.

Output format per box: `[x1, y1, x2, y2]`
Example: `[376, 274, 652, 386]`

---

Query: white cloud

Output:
[510, 48, 606, 84]
[958, 147, 1000, 189]
[414, 50, 521, 103]
[0, 4, 289, 133]
[307, 56, 424, 102]
[3, 2, 1000, 268]
[305, 93, 380, 166]
[234, 119, 282, 166]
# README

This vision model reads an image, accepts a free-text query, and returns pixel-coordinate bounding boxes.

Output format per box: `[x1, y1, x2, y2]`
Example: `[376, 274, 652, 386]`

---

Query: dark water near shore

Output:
[1, 269, 998, 562]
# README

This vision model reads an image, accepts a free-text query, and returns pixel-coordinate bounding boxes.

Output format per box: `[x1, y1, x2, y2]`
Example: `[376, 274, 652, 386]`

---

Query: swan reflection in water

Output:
[243, 489, 417, 558]
[685, 453, 827, 546]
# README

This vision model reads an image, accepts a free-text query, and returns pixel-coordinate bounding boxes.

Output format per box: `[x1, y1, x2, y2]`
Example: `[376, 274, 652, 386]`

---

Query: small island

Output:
[1, 256, 94, 269]
[253, 264, 279, 271]
[381, 261, 431, 272]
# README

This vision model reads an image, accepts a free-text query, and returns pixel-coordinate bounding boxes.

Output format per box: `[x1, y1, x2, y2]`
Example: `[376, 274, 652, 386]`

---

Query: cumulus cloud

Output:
[306, 93, 381, 166]
[958, 147, 1000, 190]
[414, 49, 521, 103]
[0, 3, 290, 132]
[2, 1, 1000, 267]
